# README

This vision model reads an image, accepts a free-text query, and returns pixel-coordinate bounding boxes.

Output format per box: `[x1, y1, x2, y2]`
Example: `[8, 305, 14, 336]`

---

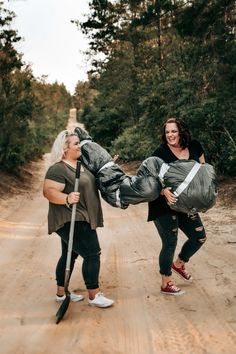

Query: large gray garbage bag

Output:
[120, 156, 217, 213]
[98, 157, 163, 208]
[75, 127, 127, 208]
[96, 164, 128, 208]
[75, 127, 217, 213]
[75, 127, 162, 208]
[75, 127, 112, 174]
[159, 159, 217, 214]
[119, 157, 162, 206]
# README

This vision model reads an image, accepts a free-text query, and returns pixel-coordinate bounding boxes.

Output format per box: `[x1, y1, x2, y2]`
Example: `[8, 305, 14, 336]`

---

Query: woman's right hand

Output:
[67, 192, 80, 204]
[162, 187, 177, 205]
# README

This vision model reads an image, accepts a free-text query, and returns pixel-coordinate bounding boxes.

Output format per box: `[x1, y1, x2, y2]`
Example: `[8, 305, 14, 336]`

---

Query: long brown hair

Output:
[161, 118, 191, 149]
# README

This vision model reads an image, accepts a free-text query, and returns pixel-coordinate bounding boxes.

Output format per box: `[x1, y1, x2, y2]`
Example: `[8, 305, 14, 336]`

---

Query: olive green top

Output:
[45, 161, 103, 234]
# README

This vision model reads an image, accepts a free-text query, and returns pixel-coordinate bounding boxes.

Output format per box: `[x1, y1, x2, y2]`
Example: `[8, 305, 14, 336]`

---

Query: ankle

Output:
[57, 286, 65, 297]
[88, 288, 100, 300]
[162, 275, 172, 287]
[174, 258, 185, 268]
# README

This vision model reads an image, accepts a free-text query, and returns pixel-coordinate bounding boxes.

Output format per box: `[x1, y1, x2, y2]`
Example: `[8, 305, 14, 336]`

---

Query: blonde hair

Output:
[50, 130, 77, 165]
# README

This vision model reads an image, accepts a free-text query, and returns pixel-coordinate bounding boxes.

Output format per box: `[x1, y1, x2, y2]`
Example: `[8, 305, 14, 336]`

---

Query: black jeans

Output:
[154, 212, 206, 276]
[56, 221, 101, 289]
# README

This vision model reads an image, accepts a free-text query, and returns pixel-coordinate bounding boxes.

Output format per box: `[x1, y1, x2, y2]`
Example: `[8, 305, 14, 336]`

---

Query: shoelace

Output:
[181, 266, 191, 278]
[167, 281, 180, 292]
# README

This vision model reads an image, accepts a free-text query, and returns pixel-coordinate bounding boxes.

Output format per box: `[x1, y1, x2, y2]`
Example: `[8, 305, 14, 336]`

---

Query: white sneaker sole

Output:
[161, 289, 185, 296]
[55, 294, 84, 302]
[88, 301, 114, 308]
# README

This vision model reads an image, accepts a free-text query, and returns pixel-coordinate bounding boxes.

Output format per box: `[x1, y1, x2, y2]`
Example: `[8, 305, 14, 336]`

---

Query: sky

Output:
[5, 0, 91, 94]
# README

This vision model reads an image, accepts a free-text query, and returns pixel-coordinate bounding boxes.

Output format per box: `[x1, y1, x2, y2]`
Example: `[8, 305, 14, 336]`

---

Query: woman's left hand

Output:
[162, 187, 177, 205]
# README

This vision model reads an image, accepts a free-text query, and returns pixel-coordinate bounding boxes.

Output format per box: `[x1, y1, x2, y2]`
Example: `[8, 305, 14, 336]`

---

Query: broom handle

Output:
[64, 160, 81, 288]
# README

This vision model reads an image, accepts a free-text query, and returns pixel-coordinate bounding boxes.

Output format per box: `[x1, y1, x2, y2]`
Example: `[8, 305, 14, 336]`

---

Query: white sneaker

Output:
[55, 293, 84, 302]
[88, 292, 114, 308]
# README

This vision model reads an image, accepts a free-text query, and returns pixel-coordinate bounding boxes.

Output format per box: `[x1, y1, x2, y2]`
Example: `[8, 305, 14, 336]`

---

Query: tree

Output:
[0, 2, 72, 171]
[74, 0, 236, 175]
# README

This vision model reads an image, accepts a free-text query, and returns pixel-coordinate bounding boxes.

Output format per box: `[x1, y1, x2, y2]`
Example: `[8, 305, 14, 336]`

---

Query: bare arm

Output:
[43, 179, 79, 205]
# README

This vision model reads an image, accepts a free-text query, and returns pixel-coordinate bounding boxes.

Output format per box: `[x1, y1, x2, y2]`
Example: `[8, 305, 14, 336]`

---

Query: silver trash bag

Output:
[97, 164, 128, 209]
[160, 159, 218, 214]
[97, 157, 162, 208]
[75, 127, 217, 213]
[75, 127, 162, 207]
[119, 156, 163, 205]
[75, 127, 112, 174]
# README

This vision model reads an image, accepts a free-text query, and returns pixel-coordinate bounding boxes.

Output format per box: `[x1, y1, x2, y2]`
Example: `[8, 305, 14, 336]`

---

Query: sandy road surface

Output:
[0, 151, 236, 353]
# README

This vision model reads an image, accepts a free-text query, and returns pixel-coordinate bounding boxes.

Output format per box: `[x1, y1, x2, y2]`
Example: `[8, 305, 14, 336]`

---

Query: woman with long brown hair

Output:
[148, 118, 206, 295]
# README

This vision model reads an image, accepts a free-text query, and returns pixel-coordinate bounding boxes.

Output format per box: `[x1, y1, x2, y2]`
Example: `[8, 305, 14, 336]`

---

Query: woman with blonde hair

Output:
[43, 130, 114, 308]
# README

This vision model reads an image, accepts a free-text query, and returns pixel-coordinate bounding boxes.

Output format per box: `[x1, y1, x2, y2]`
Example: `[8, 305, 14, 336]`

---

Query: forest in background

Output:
[0, 2, 71, 172]
[73, 0, 236, 176]
[0, 1, 235, 176]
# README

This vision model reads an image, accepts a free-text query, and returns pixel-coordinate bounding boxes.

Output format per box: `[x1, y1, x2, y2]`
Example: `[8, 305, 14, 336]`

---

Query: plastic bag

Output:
[160, 159, 218, 214]
[75, 127, 217, 213]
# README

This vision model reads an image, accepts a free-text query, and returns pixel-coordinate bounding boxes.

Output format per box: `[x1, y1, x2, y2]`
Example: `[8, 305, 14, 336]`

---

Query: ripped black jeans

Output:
[153, 212, 206, 276]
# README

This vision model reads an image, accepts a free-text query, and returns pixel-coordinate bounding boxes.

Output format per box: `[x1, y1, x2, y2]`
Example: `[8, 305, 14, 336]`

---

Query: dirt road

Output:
[0, 151, 236, 354]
